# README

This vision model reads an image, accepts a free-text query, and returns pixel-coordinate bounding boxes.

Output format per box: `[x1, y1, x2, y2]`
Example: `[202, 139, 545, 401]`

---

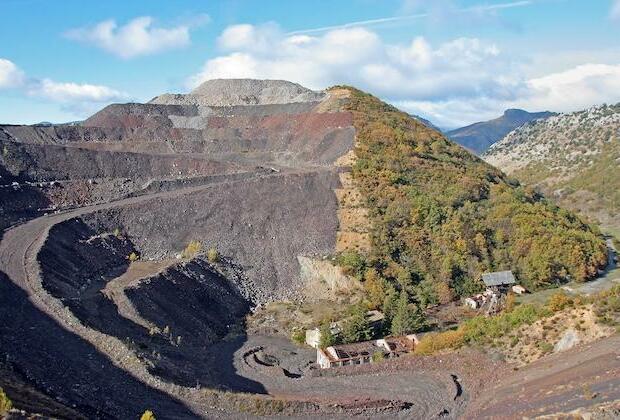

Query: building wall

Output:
[306, 328, 321, 348]
[317, 349, 331, 369]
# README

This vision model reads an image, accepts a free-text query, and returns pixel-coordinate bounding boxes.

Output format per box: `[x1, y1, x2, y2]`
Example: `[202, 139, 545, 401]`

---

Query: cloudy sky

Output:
[1, 0, 619, 128]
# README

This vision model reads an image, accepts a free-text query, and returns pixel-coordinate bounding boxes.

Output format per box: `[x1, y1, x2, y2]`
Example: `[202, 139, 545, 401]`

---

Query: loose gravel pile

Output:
[150, 79, 326, 106]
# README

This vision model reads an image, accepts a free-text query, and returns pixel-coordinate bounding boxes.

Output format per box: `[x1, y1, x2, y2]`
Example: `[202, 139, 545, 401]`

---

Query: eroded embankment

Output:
[1, 104, 354, 166]
[0, 270, 198, 419]
[37, 217, 254, 389]
[82, 169, 342, 302]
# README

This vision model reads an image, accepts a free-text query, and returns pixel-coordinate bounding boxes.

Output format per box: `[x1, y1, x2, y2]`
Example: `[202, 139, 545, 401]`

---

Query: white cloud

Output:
[517, 63, 620, 111]
[0, 58, 25, 89]
[612, 0, 620, 20]
[189, 25, 384, 90]
[217, 23, 280, 52]
[397, 64, 620, 128]
[189, 24, 515, 104]
[65, 16, 206, 59]
[28, 79, 128, 103]
[188, 23, 620, 128]
[0, 57, 129, 119]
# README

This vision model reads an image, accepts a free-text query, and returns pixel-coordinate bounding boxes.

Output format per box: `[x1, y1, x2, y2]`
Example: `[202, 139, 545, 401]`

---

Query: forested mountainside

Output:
[338, 88, 607, 307]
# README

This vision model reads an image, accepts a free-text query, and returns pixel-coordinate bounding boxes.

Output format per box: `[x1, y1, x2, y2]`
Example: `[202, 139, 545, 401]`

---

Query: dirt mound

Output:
[150, 79, 325, 106]
[468, 334, 620, 418]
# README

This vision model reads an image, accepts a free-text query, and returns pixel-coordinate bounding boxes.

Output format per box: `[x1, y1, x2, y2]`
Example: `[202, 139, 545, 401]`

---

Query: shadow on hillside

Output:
[36, 219, 267, 395]
[0, 271, 198, 419]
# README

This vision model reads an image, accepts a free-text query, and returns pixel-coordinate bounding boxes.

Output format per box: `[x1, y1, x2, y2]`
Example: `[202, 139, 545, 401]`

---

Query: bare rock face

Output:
[554, 329, 581, 353]
[150, 78, 326, 106]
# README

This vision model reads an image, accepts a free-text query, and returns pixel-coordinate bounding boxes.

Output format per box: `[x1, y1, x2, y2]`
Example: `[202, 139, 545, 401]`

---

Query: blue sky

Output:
[1, 0, 619, 127]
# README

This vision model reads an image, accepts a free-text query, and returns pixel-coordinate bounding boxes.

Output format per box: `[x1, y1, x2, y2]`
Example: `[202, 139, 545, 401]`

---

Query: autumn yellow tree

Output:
[140, 409, 156, 420]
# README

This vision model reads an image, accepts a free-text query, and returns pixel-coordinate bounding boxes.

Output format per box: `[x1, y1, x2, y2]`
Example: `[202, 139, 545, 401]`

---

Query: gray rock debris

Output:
[150, 78, 326, 107]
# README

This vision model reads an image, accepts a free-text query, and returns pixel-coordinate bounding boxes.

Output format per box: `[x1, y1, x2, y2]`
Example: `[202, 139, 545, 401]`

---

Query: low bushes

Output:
[414, 304, 541, 354]
[181, 240, 202, 259]
[0, 388, 12, 416]
[415, 285, 620, 356]
[593, 284, 620, 327]
[546, 291, 574, 312]
[414, 329, 465, 355]
[463, 303, 542, 344]
[207, 247, 219, 263]
[140, 410, 156, 420]
[290, 328, 305, 346]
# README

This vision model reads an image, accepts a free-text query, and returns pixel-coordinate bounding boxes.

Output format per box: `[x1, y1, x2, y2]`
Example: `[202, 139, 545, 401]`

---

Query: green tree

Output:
[390, 291, 426, 336]
[319, 321, 337, 348]
[341, 304, 372, 343]
[364, 268, 386, 310]
[381, 284, 399, 324]
[336, 251, 366, 279]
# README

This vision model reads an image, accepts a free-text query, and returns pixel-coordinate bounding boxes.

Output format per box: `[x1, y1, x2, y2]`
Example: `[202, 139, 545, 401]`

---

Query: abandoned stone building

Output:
[482, 270, 516, 291]
[464, 270, 526, 312]
[317, 335, 417, 369]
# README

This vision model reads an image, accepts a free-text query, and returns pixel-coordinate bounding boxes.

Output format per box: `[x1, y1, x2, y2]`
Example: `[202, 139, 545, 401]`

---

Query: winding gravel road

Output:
[0, 169, 285, 417]
[0, 167, 467, 418]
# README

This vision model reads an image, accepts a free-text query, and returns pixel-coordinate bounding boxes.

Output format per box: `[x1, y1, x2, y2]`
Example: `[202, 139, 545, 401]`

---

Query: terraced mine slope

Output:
[484, 103, 620, 235]
[0, 79, 612, 418]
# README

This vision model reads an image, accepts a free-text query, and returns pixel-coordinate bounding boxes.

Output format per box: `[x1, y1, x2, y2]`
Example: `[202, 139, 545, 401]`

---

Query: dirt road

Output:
[0, 169, 283, 417]
[468, 334, 620, 418]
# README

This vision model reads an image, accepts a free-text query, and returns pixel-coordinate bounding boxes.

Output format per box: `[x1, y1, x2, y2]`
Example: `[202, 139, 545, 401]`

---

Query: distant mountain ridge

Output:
[483, 103, 620, 233]
[447, 109, 556, 154]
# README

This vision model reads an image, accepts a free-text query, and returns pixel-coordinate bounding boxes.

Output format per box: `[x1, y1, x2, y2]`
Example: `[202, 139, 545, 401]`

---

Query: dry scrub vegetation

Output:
[0, 387, 12, 416]
[247, 291, 364, 338]
[181, 240, 202, 259]
[415, 285, 620, 365]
